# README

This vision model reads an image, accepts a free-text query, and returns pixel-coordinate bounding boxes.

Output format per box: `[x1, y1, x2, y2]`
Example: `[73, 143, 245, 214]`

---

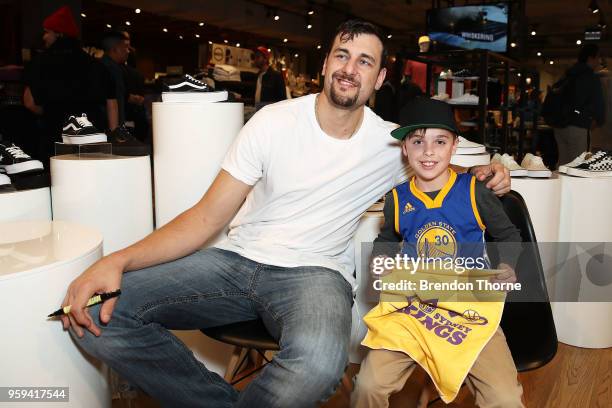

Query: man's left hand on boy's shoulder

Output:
[490, 263, 517, 285]
[470, 162, 510, 196]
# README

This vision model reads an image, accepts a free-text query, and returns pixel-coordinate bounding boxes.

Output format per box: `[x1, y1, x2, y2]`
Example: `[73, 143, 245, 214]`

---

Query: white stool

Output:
[0, 187, 51, 222]
[50, 154, 153, 255]
[0, 220, 109, 407]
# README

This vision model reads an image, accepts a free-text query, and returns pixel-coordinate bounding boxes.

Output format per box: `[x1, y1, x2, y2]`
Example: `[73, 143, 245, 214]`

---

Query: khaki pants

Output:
[351, 327, 524, 408]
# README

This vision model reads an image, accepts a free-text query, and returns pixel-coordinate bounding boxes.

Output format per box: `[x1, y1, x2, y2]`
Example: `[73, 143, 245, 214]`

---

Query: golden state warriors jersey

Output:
[391, 169, 488, 263]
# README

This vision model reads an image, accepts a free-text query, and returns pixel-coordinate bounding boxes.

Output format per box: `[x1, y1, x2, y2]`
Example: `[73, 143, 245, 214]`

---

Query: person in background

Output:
[403, 35, 438, 94]
[100, 30, 131, 129]
[119, 29, 148, 141]
[253, 46, 286, 107]
[373, 56, 403, 122]
[553, 44, 605, 165]
[23, 5, 115, 164]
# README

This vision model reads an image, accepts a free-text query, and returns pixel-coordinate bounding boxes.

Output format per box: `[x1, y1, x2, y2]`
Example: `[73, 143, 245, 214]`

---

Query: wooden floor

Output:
[113, 342, 611, 408]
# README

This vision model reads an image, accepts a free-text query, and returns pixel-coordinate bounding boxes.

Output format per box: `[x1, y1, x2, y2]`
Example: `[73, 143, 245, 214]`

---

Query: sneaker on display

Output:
[558, 151, 592, 173]
[0, 168, 15, 191]
[520, 153, 552, 178]
[566, 150, 612, 178]
[0, 143, 44, 174]
[491, 153, 528, 177]
[431, 93, 449, 101]
[62, 114, 108, 144]
[162, 74, 228, 103]
[107, 124, 151, 156]
[457, 136, 486, 154]
[448, 93, 479, 105]
[450, 69, 479, 80]
[450, 152, 490, 167]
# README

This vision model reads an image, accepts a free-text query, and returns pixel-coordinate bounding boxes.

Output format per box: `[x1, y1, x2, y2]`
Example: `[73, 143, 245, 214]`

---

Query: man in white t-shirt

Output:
[61, 20, 510, 408]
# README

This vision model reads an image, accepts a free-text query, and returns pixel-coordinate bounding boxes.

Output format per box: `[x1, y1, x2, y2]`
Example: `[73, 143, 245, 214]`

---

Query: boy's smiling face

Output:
[402, 128, 459, 190]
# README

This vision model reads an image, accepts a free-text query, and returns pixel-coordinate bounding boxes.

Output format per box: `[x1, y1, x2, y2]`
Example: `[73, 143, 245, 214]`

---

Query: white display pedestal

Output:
[0, 220, 109, 407]
[350, 210, 384, 364]
[50, 154, 154, 255]
[152, 101, 243, 376]
[552, 174, 612, 348]
[152, 102, 243, 239]
[0, 187, 52, 222]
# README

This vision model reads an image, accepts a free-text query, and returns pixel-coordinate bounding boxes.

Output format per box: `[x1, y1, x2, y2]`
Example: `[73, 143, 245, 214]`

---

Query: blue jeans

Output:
[72, 248, 353, 408]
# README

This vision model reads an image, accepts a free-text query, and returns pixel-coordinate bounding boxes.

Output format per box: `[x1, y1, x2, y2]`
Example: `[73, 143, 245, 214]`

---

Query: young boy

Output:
[351, 98, 524, 408]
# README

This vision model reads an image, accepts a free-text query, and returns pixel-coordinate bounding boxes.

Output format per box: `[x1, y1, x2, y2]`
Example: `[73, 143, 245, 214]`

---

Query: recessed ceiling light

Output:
[195, 34, 200, 38]
[223, 39, 228, 44]
[179, 35, 183, 40]
[517, 73, 521, 77]
[387, 34, 392, 39]
[537, 51, 542, 56]
[549, 60, 554, 65]
[294, 53, 299, 57]
[236, 43, 240, 47]
[135, 8, 141, 14]
[267, 48, 271, 52]
[208, 41, 212, 44]
[307, 24, 312, 29]
[80, 13, 86, 18]
[531, 30, 536, 36]
[510, 42, 516, 48]
[106, 23, 112, 28]
[308, 9, 314, 15]
[125, 21, 131, 26]
[576, 39, 582, 45]
[283, 38, 288, 43]
[163, 28, 168, 33]
[274, 15, 280, 21]
[316, 44, 321, 49]
[199, 22, 204, 27]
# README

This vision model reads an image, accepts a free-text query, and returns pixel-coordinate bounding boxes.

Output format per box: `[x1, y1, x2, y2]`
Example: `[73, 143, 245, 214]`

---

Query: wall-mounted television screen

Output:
[426, 4, 509, 52]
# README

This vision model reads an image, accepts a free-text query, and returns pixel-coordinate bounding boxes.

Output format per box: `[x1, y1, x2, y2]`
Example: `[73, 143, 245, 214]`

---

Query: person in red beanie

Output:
[42, 5, 79, 48]
[252, 45, 286, 107]
[23, 5, 118, 165]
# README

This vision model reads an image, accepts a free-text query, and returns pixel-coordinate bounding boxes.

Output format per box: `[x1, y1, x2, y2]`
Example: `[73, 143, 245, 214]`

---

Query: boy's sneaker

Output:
[457, 136, 486, 154]
[491, 153, 528, 177]
[0, 143, 44, 174]
[62, 114, 108, 144]
[520, 153, 552, 178]
[566, 150, 612, 178]
[162, 74, 228, 103]
[107, 125, 151, 156]
[558, 151, 591, 173]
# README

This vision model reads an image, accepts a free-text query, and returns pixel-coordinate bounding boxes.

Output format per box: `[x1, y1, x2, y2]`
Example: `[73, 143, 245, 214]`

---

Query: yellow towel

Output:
[362, 266, 506, 403]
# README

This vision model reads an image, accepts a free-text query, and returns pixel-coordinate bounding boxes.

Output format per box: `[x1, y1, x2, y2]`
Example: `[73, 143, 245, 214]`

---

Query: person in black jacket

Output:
[253, 46, 286, 107]
[554, 44, 605, 165]
[23, 6, 116, 165]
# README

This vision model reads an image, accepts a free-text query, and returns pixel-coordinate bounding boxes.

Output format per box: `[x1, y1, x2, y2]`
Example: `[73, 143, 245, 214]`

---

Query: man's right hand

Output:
[61, 254, 125, 338]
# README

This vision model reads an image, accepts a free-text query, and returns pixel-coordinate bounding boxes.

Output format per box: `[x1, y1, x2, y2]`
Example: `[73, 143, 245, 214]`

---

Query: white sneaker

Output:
[448, 94, 479, 105]
[558, 151, 590, 173]
[431, 93, 449, 101]
[456, 136, 485, 154]
[451, 152, 490, 167]
[492, 153, 528, 177]
[521, 153, 551, 178]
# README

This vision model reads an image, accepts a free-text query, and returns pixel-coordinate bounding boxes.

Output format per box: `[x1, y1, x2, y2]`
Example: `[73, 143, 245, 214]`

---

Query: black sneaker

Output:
[566, 150, 612, 178]
[107, 125, 151, 156]
[0, 143, 44, 174]
[62, 114, 108, 144]
[162, 74, 228, 102]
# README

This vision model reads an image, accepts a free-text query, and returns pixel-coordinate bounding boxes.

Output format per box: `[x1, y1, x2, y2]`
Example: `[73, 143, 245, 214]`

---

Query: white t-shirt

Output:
[217, 93, 409, 286]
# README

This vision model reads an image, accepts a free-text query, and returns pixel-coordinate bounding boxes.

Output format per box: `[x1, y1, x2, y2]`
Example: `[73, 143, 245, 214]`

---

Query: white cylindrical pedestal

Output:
[0, 187, 52, 222]
[152, 102, 243, 239]
[50, 154, 154, 255]
[350, 210, 384, 364]
[552, 175, 612, 348]
[0, 220, 109, 407]
[153, 102, 243, 375]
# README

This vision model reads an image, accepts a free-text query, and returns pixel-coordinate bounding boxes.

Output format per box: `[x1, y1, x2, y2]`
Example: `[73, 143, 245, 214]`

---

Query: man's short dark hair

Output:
[325, 19, 388, 70]
[101, 30, 127, 52]
[578, 43, 599, 63]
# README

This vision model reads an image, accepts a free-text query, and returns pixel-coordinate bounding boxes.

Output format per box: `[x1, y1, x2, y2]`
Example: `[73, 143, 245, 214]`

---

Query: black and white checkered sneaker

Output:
[566, 150, 612, 178]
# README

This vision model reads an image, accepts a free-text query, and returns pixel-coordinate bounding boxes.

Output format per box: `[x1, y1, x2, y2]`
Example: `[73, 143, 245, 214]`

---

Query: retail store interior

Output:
[0, 0, 611, 407]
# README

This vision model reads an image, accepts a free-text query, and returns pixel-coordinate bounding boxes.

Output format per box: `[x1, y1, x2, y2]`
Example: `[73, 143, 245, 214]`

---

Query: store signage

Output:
[584, 28, 602, 41]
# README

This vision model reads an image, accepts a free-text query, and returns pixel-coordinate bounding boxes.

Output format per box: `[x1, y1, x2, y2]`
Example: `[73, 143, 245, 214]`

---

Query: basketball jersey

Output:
[390, 169, 488, 264]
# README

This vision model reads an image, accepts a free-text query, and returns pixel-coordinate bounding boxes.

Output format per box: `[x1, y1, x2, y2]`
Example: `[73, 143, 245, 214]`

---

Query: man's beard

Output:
[329, 72, 361, 108]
